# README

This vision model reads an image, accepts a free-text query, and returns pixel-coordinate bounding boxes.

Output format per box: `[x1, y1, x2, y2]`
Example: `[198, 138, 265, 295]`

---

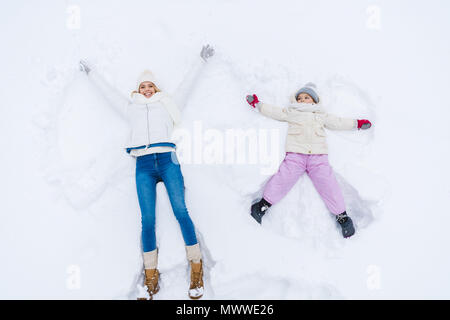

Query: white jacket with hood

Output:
[257, 94, 357, 155]
[88, 58, 206, 157]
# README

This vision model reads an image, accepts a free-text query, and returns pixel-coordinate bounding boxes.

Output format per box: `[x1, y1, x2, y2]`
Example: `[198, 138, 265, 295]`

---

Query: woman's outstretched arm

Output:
[79, 60, 130, 120]
[172, 45, 215, 111]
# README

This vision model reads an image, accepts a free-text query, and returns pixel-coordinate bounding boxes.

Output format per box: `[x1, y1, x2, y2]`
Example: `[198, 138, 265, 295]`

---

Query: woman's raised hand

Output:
[79, 59, 92, 75]
[200, 44, 215, 62]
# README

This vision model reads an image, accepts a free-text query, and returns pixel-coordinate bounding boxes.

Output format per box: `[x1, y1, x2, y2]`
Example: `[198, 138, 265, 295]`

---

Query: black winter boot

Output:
[251, 198, 272, 224]
[336, 212, 355, 238]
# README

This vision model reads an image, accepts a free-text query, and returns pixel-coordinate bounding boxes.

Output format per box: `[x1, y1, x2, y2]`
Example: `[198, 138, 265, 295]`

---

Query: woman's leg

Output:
[306, 155, 346, 215]
[135, 165, 159, 253]
[262, 152, 307, 205]
[159, 153, 198, 247]
[158, 152, 204, 299]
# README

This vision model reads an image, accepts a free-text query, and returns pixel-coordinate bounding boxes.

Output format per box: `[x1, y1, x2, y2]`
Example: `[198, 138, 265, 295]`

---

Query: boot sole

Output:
[188, 286, 204, 300]
[250, 212, 262, 224]
[189, 293, 203, 300]
[150, 284, 160, 297]
[141, 284, 160, 300]
[343, 229, 355, 238]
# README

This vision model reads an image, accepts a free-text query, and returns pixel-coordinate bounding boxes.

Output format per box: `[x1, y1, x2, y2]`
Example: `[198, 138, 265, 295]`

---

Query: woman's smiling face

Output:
[139, 81, 157, 98]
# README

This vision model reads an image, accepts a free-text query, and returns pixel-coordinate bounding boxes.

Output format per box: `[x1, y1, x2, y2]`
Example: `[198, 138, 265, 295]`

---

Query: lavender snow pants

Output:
[263, 152, 346, 215]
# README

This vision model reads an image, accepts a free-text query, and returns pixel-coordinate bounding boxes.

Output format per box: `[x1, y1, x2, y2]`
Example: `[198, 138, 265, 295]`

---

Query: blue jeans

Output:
[135, 152, 198, 252]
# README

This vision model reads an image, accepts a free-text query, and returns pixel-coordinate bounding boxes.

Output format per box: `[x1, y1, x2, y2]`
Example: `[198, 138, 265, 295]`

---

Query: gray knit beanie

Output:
[295, 82, 320, 103]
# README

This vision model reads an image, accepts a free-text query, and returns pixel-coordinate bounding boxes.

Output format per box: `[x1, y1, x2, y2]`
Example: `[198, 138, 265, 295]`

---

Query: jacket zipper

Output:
[146, 104, 151, 146]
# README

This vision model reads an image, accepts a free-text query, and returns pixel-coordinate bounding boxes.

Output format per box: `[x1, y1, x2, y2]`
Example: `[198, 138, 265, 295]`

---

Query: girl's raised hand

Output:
[246, 94, 259, 108]
[357, 119, 372, 130]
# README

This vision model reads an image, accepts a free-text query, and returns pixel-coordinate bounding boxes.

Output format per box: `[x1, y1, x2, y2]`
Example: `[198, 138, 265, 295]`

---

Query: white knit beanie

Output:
[136, 70, 157, 91]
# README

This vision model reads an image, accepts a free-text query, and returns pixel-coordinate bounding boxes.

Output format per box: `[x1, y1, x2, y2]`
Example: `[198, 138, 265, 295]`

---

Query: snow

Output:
[1, 0, 450, 299]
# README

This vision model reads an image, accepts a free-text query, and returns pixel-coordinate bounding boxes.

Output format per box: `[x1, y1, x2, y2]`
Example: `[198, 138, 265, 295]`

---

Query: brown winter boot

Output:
[188, 260, 204, 299]
[144, 268, 160, 299]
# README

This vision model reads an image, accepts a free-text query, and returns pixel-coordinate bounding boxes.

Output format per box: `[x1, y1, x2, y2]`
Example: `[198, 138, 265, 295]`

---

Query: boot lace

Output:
[145, 271, 158, 292]
[190, 268, 203, 289]
[336, 213, 348, 224]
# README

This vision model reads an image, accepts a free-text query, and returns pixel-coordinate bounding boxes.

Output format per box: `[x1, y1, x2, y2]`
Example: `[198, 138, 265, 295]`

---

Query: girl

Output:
[246, 83, 372, 238]
[79, 45, 215, 299]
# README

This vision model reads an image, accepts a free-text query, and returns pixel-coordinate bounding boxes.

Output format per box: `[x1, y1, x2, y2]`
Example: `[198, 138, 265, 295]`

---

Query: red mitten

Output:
[357, 119, 372, 130]
[246, 94, 259, 108]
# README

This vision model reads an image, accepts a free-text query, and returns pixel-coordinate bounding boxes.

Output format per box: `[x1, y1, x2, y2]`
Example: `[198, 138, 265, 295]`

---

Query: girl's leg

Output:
[135, 164, 159, 254]
[306, 155, 346, 215]
[263, 152, 307, 205]
[160, 153, 198, 248]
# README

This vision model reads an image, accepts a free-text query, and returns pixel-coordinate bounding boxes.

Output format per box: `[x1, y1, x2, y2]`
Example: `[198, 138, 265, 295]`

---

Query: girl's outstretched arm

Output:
[79, 60, 130, 121]
[246, 94, 289, 122]
[356, 119, 372, 130]
[172, 44, 215, 111]
[323, 113, 358, 130]
[323, 113, 372, 130]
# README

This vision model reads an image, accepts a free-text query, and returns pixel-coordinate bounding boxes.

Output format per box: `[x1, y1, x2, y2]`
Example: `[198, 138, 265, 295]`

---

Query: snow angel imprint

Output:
[246, 83, 372, 238]
[79, 44, 215, 299]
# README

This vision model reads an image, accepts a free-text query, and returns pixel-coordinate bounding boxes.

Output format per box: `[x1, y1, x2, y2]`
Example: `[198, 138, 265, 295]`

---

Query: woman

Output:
[79, 44, 214, 299]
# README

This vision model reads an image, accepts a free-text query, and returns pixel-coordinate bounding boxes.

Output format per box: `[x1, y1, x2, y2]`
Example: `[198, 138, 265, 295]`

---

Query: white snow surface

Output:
[1, 0, 450, 299]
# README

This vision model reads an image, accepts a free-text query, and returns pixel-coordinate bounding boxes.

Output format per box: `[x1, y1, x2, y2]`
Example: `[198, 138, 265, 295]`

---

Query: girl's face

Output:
[297, 93, 315, 104]
[139, 81, 156, 98]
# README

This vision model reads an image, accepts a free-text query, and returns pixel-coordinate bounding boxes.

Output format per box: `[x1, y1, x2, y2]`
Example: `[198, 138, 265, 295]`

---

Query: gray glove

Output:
[79, 60, 92, 75]
[200, 44, 215, 62]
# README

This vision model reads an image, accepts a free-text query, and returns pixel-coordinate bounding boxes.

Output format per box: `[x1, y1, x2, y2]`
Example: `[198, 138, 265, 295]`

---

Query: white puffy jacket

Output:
[88, 58, 206, 156]
[258, 101, 357, 155]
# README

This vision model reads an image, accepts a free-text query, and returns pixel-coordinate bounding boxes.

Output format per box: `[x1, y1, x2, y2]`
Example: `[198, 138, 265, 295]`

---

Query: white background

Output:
[1, 0, 449, 299]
